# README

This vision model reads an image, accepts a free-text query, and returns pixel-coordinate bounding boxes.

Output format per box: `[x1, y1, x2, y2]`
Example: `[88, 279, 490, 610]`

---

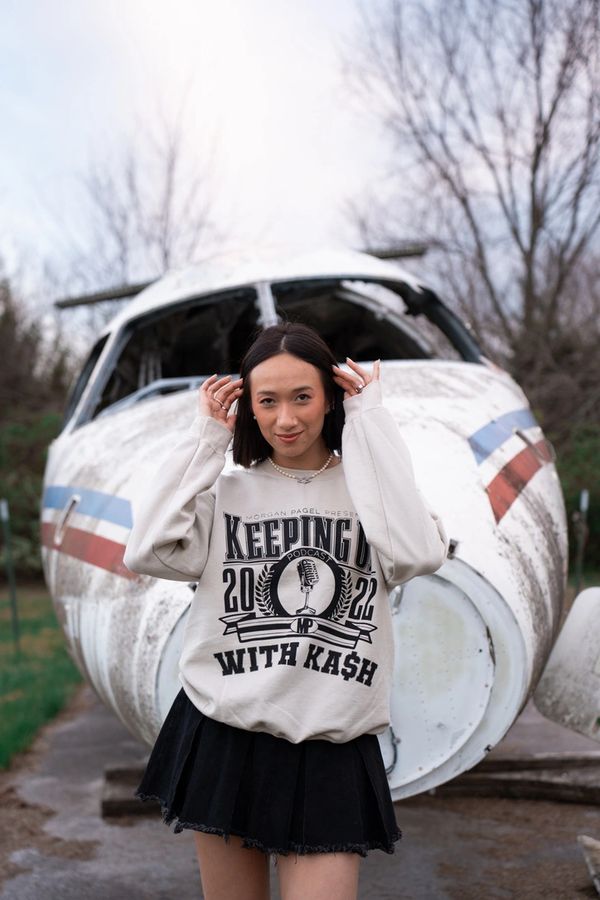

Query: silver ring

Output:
[355, 383, 363, 393]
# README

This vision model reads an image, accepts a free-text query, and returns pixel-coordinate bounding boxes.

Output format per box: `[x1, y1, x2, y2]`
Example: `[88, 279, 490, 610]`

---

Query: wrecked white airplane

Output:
[41, 248, 573, 799]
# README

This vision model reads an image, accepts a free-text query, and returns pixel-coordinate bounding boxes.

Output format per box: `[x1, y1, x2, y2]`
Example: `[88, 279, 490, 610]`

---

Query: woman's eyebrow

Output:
[256, 385, 314, 396]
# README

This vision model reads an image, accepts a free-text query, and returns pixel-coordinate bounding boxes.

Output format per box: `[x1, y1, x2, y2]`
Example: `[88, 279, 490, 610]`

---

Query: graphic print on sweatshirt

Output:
[214, 510, 380, 687]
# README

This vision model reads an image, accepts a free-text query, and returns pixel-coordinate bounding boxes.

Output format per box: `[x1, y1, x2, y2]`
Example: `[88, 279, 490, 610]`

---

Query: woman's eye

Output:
[259, 398, 275, 406]
[296, 393, 311, 402]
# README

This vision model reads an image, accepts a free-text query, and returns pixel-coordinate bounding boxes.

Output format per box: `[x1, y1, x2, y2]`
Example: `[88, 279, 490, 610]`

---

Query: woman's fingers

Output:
[332, 363, 365, 388]
[215, 381, 244, 414]
[332, 359, 381, 398]
[332, 367, 363, 398]
[203, 376, 243, 399]
[199, 375, 243, 422]
[332, 374, 349, 391]
[332, 365, 360, 382]
[203, 374, 231, 395]
[346, 357, 381, 382]
[200, 373, 219, 392]
[345, 357, 370, 381]
[332, 373, 359, 391]
[220, 377, 244, 398]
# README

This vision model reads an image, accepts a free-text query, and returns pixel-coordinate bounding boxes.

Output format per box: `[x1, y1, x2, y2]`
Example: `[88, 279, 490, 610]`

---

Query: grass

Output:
[0, 584, 83, 770]
[568, 567, 600, 590]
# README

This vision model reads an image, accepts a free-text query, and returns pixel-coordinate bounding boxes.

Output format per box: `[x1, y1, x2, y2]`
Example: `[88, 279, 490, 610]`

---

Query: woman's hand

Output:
[332, 358, 380, 400]
[198, 374, 244, 433]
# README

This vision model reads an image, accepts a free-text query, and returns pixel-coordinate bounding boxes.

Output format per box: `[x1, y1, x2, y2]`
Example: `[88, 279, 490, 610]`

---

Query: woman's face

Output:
[249, 352, 330, 468]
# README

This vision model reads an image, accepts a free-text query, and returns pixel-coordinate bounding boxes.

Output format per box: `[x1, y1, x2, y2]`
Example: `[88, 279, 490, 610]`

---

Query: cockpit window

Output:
[68, 274, 479, 430]
[272, 279, 463, 361]
[62, 334, 109, 427]
[76, 288, 260, 426]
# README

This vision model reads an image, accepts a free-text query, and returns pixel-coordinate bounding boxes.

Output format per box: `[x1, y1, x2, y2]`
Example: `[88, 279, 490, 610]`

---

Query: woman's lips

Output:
[276, 432, 302, 443]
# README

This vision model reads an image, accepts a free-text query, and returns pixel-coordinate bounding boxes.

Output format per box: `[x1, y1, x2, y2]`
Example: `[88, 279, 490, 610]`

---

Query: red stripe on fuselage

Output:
[486, 440, 553, 524]
[40, 522, 138, 580]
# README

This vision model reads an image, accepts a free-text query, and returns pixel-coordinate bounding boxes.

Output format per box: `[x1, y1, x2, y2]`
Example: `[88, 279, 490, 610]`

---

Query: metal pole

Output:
[573, 489, 589, 598]
[0, 498, 20, 655]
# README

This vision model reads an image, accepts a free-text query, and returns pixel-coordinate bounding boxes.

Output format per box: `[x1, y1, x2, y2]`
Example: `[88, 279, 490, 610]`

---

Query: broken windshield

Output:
[66, 276, 478, 430]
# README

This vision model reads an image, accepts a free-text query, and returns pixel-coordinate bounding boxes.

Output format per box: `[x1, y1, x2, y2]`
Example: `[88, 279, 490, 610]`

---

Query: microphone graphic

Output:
[296, 559, 319, 615]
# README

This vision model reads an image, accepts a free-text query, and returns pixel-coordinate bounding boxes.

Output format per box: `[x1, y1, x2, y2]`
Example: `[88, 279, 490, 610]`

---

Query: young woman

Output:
[124, 322, 448, 900]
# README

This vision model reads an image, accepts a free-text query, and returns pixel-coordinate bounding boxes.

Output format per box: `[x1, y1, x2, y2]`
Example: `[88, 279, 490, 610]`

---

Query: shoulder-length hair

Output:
[232, 323, 345, 468]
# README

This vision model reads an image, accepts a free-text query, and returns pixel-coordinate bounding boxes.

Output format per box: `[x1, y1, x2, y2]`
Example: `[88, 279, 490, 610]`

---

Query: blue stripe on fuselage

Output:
[469, 409, 538, 465]
[42, 485, 132, 528]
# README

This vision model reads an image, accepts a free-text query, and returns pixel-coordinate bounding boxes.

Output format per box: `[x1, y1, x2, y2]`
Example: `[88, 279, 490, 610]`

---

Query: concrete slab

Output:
[578, 835, 600, 896]
[1, 685, 599, 899]
[439, 766, 600, 803]
[101, 698, 600, 818]
[487, 698, 600, 759]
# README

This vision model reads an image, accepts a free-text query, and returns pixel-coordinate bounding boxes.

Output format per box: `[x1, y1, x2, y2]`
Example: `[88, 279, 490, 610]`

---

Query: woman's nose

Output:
[277, 404, 297, 428]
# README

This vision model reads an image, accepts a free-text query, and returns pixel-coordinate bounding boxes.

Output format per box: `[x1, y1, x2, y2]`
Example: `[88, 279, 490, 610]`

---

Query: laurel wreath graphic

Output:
[331, 570, 353, 622]
[256, 562, 353, 621]
[256, 564, 275, 616]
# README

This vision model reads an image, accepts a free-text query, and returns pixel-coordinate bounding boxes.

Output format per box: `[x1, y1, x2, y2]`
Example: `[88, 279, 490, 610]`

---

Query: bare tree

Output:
[347, 0, 600, 438]
[0, 263, 74, 424]
[47, 101, 219, 338]
[81, 122, 214, 280]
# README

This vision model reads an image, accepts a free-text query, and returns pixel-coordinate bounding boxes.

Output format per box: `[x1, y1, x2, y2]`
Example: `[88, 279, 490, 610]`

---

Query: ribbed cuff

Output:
[187, 415, 233, 452]
[343, 379, 382, 420]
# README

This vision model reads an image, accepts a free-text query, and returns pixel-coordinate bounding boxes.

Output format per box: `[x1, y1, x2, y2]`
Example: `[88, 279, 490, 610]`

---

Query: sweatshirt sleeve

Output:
[341, 379, 449, 589]
[123, 415, 232, 581]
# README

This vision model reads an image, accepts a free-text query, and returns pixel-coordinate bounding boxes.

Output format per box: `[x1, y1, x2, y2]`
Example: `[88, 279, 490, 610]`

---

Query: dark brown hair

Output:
[232, 323, 345, 467]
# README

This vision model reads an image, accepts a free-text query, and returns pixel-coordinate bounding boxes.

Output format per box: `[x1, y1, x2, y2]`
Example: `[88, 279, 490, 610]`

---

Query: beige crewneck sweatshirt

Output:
[124, 380, 448, 743]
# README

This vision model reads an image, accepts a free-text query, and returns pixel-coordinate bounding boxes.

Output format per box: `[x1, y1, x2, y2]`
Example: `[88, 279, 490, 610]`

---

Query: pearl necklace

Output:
[268, 452, 334, 484]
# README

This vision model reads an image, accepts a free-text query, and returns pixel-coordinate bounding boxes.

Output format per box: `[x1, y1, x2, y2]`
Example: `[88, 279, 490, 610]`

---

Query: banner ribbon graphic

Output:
[220, 612, 376, 648]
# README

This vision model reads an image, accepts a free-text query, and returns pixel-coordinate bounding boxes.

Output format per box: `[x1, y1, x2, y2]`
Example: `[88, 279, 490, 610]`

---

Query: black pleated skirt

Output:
[134, 686, 401, 857]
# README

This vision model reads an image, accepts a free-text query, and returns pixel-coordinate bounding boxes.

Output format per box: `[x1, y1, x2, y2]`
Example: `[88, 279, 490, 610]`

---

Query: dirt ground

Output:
[1, 684, 599, 899]
[0, 687, 100, 887]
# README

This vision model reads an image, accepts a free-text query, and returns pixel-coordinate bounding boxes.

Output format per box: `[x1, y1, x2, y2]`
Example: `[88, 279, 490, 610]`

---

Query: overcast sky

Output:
[1, 0, 389, 287]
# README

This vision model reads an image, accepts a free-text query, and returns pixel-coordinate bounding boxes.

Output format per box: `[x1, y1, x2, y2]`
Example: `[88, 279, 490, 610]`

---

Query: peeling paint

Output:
[534, 589, 600, 742]
[41, 264, 568, 796]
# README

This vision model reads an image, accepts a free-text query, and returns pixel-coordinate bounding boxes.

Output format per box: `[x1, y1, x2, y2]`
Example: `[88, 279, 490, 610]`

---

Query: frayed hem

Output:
[242, 834, 402, 858]
[133, 791, 402, 857]
[134, 791, 226, 838]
